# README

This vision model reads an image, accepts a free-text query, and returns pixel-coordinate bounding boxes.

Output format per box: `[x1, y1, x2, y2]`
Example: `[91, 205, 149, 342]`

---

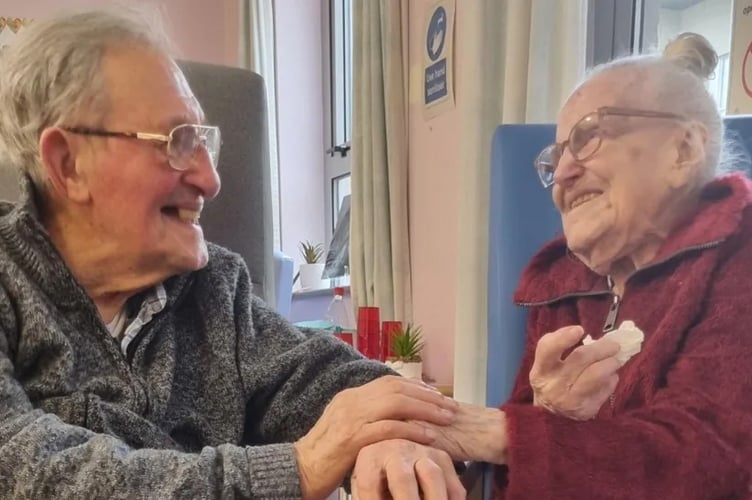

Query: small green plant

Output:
[390, 323, 424, 362]
[299, 241, 324, 264]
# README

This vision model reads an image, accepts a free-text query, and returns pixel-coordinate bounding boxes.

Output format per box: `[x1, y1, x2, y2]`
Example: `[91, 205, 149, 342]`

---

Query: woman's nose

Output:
[552, 148, 584, 187]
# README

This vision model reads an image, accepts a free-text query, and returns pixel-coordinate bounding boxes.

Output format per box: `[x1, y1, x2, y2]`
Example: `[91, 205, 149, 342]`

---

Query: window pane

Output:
[332, 173, 351, 227]
[653, 0, 733, 112]
[331, 0, 352, 148]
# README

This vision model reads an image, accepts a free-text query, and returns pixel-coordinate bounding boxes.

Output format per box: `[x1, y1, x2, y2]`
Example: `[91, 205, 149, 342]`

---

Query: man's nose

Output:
[181, 150, 221, 200]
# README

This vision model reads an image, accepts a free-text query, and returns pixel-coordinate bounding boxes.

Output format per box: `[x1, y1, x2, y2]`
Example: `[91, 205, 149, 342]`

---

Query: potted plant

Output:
[298, 240, 326, 290]
[385, 323, 424, 379]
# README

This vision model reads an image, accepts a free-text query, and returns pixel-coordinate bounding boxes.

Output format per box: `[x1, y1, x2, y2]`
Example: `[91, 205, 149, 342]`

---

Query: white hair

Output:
[584, 33, 725, 186]
[0, 6, 174, 191]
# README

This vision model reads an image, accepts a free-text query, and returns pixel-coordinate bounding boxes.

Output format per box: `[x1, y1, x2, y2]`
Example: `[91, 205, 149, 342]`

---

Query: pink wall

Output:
[274, 0, 326, 269]
[3, 0, 239, 66]
[408, 0, 461, 386]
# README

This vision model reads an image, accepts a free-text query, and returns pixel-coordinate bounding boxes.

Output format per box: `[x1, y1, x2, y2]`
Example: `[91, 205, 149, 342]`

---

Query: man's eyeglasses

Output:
[534, 106, 687, 188]
[61, 123, 222, 171]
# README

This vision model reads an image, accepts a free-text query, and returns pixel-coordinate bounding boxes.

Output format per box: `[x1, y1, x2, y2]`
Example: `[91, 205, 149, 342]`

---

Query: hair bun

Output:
[663, 32, 718, 80]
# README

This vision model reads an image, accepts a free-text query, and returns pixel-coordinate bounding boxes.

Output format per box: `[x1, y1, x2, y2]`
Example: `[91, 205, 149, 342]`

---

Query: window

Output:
[329, 0, 353, 152]
[707, 52, 730, 114]
[332, 173, 351, 229]
[587, 0, 733, 113]
[324, 0, 353, 247]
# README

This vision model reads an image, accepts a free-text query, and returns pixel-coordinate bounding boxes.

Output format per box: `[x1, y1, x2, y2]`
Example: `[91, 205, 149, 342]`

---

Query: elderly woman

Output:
[417, 32, 752, 499]
[0, 8, 465, 499]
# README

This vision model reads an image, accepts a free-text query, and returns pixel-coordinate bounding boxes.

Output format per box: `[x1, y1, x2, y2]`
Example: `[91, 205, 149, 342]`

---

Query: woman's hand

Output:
[529, 325, 622, 420]
[351, 439, 466, 500]
[414, 403, 508, 465]
[294, 376, 458, 499]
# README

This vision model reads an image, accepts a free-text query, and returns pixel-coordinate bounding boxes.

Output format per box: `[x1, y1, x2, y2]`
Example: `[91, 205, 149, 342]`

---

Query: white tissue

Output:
[582, 320, 645, 365]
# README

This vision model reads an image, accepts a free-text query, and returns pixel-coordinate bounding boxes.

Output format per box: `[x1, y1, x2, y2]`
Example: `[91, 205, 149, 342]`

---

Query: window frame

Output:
[322, 0, 353, 244]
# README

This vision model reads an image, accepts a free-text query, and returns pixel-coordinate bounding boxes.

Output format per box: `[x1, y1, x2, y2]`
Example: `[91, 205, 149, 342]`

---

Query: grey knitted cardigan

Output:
[0, 180, 391, 499]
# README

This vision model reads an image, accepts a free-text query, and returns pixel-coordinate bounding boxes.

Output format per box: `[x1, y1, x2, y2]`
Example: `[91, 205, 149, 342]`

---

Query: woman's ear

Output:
[669, 121, 708, 189]
[39, 127, 91, 204]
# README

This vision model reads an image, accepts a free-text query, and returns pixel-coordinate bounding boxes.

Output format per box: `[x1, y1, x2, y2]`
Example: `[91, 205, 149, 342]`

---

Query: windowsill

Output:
[293, 285, 350, 298]
[293, 275, 350, 297]
[435, 385, 453, 397]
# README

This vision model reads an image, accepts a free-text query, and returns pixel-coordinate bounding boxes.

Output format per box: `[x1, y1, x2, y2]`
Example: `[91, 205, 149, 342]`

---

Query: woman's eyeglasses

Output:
[534, 106, 686, 188]
[62, 123, 222, 171]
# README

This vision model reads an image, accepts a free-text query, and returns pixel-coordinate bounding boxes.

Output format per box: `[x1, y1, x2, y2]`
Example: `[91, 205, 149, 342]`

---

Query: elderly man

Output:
[0, 8, 466, 499]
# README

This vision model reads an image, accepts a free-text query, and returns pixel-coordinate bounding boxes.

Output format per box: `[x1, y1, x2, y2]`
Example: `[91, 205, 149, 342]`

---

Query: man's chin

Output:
[171, 243, 210, 274]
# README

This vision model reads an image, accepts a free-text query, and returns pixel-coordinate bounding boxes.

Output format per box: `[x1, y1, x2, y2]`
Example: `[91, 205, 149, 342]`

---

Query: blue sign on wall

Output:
[425, 5, 448, 105]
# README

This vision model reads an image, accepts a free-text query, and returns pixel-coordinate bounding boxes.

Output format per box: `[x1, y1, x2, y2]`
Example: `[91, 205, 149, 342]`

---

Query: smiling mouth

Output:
[569, 192, 601, 210]
[162, 207, 201, 225]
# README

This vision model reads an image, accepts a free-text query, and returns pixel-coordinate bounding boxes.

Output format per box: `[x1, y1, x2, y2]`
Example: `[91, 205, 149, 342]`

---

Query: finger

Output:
[352, 460, 388, 500]
[386, 457, 421, 500]
[356, 420, 438, 450]
[533, 326, 585, 373]
[430, 451, 466, 500]
[414, 458, 449, 500]
[362, 392, 456, 426]
[589, 373, 620, 401]
[368, 376, 460, 411]
[571, 373, 619, 419]
[576, 355, 622, 390]
[560, 338, 620, 381]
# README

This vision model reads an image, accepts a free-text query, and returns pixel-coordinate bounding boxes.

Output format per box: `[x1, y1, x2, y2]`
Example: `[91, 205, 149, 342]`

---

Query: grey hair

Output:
[584, 33, 725, 186]
[0, 6, 174, 191]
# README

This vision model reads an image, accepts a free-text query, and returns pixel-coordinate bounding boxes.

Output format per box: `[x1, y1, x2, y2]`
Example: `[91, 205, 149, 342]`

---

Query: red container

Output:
[381, 321, 402, 362]
[357, 306, 380, 359]
[334, 331, 354, 346]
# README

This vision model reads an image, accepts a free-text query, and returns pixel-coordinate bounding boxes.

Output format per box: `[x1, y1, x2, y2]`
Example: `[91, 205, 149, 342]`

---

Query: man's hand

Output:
[530, 325, 622, 420]
[351, 439, 466, 500]
[294, 376, 459, 499]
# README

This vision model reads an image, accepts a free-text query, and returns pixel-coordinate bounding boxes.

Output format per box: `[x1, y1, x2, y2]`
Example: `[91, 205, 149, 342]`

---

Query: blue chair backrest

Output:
[485, 115, 752, 408]
[486, 124, 557, 407]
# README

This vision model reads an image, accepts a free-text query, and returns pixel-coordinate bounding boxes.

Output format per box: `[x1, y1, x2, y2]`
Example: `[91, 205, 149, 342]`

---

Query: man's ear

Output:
[39, 127, 91, 203]
[669, 121, 708, 189]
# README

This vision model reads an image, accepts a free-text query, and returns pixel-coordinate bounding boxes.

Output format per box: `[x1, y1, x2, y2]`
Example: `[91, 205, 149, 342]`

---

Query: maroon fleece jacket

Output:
[494, 174, 752, 499]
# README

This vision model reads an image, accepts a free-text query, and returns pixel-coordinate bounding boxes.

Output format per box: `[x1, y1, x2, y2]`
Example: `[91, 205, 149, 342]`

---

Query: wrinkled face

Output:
[73, 46, 221, 279]
[551, 72, 690, 271]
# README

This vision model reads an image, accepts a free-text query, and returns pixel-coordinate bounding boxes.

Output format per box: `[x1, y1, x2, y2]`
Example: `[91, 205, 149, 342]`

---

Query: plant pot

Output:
[385, 360, 422, 380]
[299, 263, 326, 290]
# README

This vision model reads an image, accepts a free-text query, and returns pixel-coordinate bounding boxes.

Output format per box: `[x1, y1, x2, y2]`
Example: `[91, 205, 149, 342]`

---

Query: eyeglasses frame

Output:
[61, 123, 221, 171]
[534, 106, 688, 188]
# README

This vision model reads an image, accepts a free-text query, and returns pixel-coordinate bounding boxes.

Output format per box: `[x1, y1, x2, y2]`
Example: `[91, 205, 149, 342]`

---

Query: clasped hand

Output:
[294, 375, 459, 499]
[352, 439, 465, 500]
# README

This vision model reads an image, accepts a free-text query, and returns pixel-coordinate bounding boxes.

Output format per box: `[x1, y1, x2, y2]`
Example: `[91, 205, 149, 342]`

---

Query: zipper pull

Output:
[602, 294, 620, 332]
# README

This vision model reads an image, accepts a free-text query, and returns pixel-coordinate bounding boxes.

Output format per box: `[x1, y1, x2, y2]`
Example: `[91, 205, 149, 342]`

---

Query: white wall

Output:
[658, 0, 733, 54]
[274, 0, 327, 270]
[0, 0, 238, 66]
[407, 0, 461, 386]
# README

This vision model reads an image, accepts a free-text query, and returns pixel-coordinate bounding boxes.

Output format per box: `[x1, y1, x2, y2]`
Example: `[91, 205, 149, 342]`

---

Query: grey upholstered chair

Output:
[0, 61, 291, 313]
[178, 60, 283, 309]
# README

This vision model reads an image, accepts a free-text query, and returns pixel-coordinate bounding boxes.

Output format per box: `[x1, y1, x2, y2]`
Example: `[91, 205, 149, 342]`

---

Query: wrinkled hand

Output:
[294, 376, 458, 500]
[530, 325, 622, 421]
[416, 403, 508, 465]
[352, 439, 466, 500]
